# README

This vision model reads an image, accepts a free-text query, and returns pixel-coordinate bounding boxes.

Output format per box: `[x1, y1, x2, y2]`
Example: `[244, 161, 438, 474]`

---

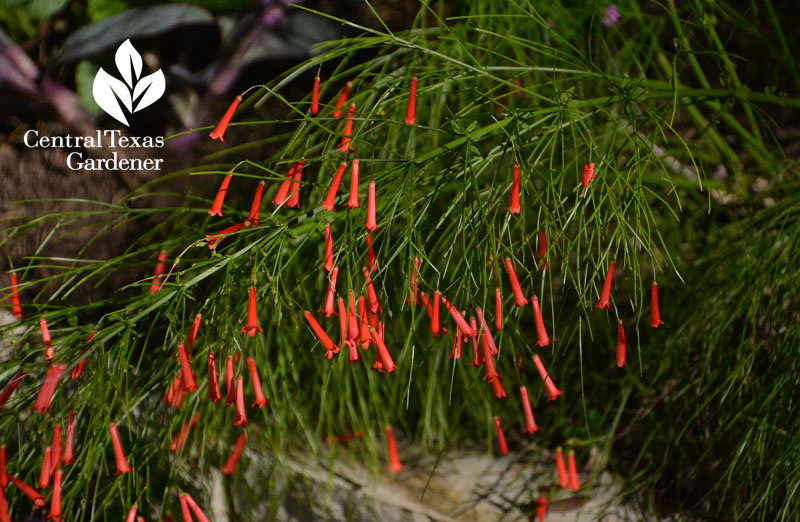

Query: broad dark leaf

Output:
[55, 4, 214, 65]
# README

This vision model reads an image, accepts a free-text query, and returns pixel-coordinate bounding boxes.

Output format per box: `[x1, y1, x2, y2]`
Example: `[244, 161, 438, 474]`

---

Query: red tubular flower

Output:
[9, 273, 22, 319]
[287, 161, 303, 208]
[325, 431, 363, 445]
[164, 371, 186, 409]
[363, 268, 380, 314]
[420, 291, 432, 317]
[207, 352, 222, 402]
[581, 162, 596, 195]
[0, 446, 6, 488]
[9, 476, 45, 507]
[332, 81, 352, 118]
[126, 505, 138, 522]
[169, 413, 198, 452]
[366, 233, 376, 273]
[365, 181, 378, 231]
[405, 256, 420, 306]
[469, 316, 480, 367]
[370, 327, 397, 373]
[322, 162, 347, 210]
[38, 447, 51, 489]
[0, 488, 8, 522]
[208, 170, 233, 216]
[209, 95, 242, 142]
[233, 375, 248, 427]
[177, 343, 197, 393]
[109, 423, 131, 475]
[70, 332, 93, 379]
[385, 426, 402, 473]
[612, 319, 626, 368]
[369, 301, 380, 332]
[404, 74, 417, 125]
[149, 250, 168, 292]
[185, 492, 212, 522]
[347, 292, 359, 345]
[50, 425, 62, 475]
[338, 103, 355, 152]
[536, 496, 548, 522]
[179, 494, 192, 522]
[49, 469, 62, 520]
[311, 73, 320, 115]
[504, 258, 529, 306]
[304, 310, 338, 357]
[205, 222, 246, 250]
[322, 267, 339, 318]
[567, 450, 580, 491]
[481, 330, 500, 383]
[531, 295, 550, 347]
[555, 446, 568, 488]
[62, 411, 76, 465]
[495, 287, 503, 330]
[164, 375, 181, 406]
[272, 162, 296, 206]
[430, 291, 440, 337]
[348, 159, 360, 208]
[449, 326, 462, 359]
[519, 386, 540, 434]
[222, 432, 247, 475]
[650, 281, 664, 328]
[537, 229, 549, 271]
[186, 314, 202, 353]
[40, 317, 54, 360]
[246, 180, 266, 227]
[441, 296, 476, 336]
[357, 297, 371, 349]
[246, 356, 268, 408]
[225, 356, 235, 405]
[40, 317, 52, 347]
[337, 299, 353, 360]
[491, 376, 506, 399]
[32, 364, 67, 414]
[595, 261, 615, 310]
[493, 416, 508, 455]
[532, 355, 562, 401]
[324, 223, 334, 272]
[475, 308, 497, 355]
[241, 286, 263, 337]
[369, 337, 384, 371]
[165, 377, 185, 410]
[509, 164, 521, 214]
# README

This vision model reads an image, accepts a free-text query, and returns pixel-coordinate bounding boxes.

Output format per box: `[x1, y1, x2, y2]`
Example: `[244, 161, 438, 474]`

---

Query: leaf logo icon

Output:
[92, 39, 165, 126]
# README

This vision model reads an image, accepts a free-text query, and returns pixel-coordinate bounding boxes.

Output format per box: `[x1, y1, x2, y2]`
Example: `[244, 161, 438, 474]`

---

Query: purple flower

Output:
[602, 4, 620, 27]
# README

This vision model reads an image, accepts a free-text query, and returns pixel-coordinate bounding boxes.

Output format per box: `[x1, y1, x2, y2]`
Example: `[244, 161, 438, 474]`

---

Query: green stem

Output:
[700, 2, 762, 143]
[763, 0, 800, 92]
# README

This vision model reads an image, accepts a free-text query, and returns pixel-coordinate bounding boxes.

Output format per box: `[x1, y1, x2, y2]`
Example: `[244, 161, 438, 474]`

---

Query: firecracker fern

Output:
[1, 1, 799, 520]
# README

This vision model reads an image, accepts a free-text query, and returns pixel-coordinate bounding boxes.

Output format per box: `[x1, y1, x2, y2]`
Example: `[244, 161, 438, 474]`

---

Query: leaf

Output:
[87, 0, 131, 21]
[132, 69, 165, 113]
[26, 0, 68, 21]
[55, 4, 214, 65]
[92, 67, 132, 126]
[75, 60, 100, 113]
[115, 39, 142, 88]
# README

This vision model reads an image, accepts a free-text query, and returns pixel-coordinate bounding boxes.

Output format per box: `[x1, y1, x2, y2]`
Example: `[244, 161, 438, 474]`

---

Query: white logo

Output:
[92, 39, 165, 126]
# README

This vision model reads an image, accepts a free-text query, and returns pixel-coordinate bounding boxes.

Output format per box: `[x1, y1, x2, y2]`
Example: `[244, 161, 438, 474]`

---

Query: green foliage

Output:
[1, 1, 798, 520]
[626, 178, 800, 520]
